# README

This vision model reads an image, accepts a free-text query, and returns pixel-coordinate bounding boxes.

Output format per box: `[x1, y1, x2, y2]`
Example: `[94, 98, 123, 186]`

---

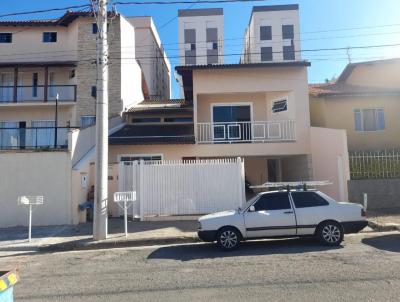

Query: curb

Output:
[38, 235, 200, 252]
[368, 220, 400, 232]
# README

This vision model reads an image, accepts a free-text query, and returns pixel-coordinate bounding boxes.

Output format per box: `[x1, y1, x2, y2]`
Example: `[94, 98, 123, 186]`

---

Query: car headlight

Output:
[197, 221, 202, 230]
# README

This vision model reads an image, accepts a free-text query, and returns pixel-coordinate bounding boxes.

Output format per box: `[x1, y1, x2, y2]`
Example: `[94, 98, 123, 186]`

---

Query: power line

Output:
[115, 0, 266, 5]
[0, 4, 91, 18]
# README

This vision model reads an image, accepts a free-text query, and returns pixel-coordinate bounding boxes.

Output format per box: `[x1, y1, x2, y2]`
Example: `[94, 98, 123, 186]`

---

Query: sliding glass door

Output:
[212, 104, 251, 141]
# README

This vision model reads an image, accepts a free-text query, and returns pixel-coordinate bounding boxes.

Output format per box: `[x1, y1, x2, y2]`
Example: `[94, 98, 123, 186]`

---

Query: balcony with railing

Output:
[0, 127, 72, 150]
[197, 120, 296, 144]
[0, 85, 76, 103]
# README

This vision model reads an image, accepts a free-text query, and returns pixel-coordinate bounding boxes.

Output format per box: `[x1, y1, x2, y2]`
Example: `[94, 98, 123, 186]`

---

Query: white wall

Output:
[0, 152, 74, 228]
[119, 16, 144, 109]
[178, 11, 224, 65]
[243, 7, 301, 63]
[310, 127, 350, 202]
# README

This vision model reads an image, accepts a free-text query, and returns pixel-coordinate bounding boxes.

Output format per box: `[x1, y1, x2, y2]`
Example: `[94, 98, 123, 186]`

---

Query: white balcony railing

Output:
[197, 120, 296, 143]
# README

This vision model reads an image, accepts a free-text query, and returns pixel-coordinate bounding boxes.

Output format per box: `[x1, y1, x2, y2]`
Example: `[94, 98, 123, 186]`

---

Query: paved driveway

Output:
[1, 232, 399, 302]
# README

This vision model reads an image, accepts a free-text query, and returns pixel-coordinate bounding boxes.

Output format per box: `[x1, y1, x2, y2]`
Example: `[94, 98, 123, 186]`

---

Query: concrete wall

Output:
[0, 24, 78, 63]
[0, 151, 74, 228]
[243, 7, 301, 63]
[310, 127, 350, 202]
[128, 16, 171, 100]
[348, 179, 400, 210]
[178, 10, 224, 65]
[346, 59, 400, 89]
[310, 95, 400, 150]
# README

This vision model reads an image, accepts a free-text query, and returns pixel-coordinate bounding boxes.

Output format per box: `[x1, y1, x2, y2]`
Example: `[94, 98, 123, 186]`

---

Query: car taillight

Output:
[361, 208, 367, 217]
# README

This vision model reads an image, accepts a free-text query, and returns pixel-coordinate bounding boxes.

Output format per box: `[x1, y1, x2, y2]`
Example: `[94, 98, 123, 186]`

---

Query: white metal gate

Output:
[119, 158, 245, 219]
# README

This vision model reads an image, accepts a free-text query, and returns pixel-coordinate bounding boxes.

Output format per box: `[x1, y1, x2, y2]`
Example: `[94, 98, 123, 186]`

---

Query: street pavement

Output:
[1, 231, 399, 302]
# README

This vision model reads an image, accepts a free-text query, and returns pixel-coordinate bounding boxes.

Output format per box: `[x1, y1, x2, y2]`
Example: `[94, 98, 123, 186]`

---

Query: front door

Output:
[244, 192, 296, 238]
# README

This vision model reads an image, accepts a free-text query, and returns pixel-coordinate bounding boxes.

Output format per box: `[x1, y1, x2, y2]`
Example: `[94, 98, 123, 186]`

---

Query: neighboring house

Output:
[109, 4, 349, 203]
[128, 16, 171, 100]
[309, 58, 400, 151]
[0, 11, 169, 228]
[0, 11, 169, 150]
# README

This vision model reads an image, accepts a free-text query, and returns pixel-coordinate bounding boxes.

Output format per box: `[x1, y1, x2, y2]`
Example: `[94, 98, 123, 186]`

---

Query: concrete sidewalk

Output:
[368, 209, 400, 232]
[0, 218, 198, 256]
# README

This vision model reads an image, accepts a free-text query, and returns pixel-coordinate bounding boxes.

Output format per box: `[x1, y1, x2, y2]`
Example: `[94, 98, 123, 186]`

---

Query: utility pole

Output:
[93, 0, 109, 240]
[54, 93, 59, 148]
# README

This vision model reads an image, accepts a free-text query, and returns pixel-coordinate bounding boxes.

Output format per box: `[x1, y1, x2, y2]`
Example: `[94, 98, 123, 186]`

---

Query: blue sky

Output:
[1, 0, 399, 98]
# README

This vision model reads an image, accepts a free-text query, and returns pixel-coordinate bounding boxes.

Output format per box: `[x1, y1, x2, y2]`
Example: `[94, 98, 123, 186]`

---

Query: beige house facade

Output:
[310, 58, 400, 151]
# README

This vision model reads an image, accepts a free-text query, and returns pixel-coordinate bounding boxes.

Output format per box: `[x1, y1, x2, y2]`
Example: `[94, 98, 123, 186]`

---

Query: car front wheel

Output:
[317, 221, 344, 246]
[217, 227, 241, 250]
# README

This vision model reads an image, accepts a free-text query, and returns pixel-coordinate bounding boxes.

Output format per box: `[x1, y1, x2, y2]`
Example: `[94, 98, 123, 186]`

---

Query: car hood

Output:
[199, 210, 238, 221]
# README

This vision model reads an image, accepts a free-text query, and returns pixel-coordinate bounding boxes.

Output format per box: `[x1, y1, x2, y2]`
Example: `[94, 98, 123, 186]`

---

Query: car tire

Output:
[216, 227, 241, 251]
[317, 221, 344, 246]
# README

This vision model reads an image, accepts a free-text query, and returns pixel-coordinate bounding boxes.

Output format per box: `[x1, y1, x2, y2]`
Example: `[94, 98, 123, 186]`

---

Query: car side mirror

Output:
[249, 205, 255, 212]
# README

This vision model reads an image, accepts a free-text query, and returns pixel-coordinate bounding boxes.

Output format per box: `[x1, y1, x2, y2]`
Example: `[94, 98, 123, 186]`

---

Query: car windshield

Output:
[239, 195, 259, 211]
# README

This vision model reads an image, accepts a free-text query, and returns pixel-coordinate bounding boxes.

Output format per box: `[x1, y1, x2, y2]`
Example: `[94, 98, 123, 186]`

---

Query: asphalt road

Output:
[1, 231, 400, 302]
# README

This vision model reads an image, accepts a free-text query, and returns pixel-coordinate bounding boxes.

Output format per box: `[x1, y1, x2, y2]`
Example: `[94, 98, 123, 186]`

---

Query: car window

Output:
[291, 192, 329, 208]
[253, 193, 291, 211]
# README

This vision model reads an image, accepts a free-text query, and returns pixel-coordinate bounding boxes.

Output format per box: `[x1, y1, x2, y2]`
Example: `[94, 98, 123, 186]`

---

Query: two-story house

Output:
[109, 5, 350, 202]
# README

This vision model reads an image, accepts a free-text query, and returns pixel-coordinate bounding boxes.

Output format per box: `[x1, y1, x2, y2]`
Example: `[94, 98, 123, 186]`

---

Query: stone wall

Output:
[348, 179, 400, 210]
[76, 17, 123, 126]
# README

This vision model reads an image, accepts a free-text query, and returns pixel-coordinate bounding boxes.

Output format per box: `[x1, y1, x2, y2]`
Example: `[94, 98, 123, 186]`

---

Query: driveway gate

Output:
[119, 158, 245, 219]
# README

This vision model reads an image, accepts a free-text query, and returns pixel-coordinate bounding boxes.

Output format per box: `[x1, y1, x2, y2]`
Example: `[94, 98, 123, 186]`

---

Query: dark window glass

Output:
[291, 192, 329, 208]
[190, 43, 196, 51]
[283, 45, 295, 60]
[260, 26, 272, 41]
[213, 105, 251, 123]
[164, 117, 193, 123]
[120, 155, 161, 162]
[184, 29, 196, 43]
[92, 23, 98, 34]
[0, 33, 12, 43]
[43, 32, 57, 43]
[260, 47, 273, 61]
[282, 25, 294, 40]
[131, 117, 161, 123]
[212, 42, 218, 50]
[254, 193, 291, 211]
[91, 86, 97, 98]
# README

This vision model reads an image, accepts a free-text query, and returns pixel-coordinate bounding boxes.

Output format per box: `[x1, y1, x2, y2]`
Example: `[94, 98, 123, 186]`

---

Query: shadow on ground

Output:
[362, 234, 400, 253]
[148, 237, 342, 261]
[0, 218, 197, 242]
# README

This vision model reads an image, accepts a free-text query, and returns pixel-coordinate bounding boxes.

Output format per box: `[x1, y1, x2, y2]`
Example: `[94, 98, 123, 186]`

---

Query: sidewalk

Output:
[368, 209, 400, 232]
[0, 218, 198, 256]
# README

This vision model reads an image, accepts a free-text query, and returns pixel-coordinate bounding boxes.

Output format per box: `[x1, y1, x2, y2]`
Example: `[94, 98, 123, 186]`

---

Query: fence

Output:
[119, 158, 245, 219]
[349, 149, 400, 179]
[197, 120, 296, 144]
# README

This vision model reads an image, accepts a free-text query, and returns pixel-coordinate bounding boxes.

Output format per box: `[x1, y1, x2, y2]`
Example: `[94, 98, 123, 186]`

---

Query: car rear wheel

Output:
[317, 221, 344, 246]
[217, 227, 241, 250]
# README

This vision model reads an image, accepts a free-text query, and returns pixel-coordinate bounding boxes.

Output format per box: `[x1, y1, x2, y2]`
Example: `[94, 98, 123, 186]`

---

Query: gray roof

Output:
[252, 4, 299, 12]
[178, 8, 223, 17]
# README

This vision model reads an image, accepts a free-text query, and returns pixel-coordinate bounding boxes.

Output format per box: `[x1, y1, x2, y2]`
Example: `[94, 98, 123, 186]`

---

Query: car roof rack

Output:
[250, 181, 332, 192]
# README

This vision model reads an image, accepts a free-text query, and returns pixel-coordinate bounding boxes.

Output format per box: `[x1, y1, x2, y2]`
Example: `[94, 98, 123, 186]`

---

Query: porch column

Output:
[13, 66, 18, 103]
[44, 66, 48, 102]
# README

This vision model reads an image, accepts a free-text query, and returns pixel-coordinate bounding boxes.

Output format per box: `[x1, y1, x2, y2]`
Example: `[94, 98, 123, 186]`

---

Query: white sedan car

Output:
[198, 190, 367, 250]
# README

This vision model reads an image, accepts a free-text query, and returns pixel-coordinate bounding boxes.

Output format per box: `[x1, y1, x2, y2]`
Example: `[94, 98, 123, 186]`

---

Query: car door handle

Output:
[284, 211, 294, 214]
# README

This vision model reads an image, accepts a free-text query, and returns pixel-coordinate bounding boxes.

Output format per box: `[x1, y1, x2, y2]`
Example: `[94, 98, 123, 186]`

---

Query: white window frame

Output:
[210, 102, 254, 141]
[118, 154, 164, 162]
[354, 108, 385, 132]
[271, 98, 288, 114]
